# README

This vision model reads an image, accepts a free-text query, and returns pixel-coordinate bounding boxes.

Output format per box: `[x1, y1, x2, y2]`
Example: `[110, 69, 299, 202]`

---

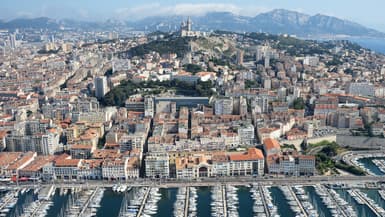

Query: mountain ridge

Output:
[0, 9, 384, 38]
[128, 9, 385, 38]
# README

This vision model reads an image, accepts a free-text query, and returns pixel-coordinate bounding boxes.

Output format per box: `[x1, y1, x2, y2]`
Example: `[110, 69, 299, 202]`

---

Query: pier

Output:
[136, 187, 151, 217]
[79, 187, 99, 217]
[222, 185, 227, 217]
[325, 189, 348, 217]
[0, 191, 16, 210]
[288, 186, 308, 217]
[184, 187, 189, 217]
[30, 204, 40, 217]
[38, 185, 55, 201]
[259, 185, 271, 217]
[353, 189, 384, 216]
[30, 201, 45, 217]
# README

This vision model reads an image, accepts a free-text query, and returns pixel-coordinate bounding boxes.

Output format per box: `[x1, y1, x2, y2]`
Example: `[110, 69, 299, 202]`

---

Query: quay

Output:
[136, 187, 151, 217]
[13, 175, 385, 190]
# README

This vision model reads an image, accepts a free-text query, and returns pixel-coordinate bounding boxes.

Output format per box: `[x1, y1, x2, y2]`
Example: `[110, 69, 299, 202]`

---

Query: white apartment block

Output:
[145, 152, 170, 178]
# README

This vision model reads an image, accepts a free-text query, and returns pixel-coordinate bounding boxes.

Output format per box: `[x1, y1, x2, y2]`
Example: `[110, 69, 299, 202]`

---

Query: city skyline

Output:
[1, 0, 385, 32]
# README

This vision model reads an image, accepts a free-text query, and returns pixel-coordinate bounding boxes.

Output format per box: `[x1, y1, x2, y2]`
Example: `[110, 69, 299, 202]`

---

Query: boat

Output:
[112, 185, 118, 192]
[379, 190, 385, 200]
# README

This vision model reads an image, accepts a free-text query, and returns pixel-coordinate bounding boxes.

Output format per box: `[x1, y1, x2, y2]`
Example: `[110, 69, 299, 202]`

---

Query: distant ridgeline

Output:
[2, 10, 385, 38]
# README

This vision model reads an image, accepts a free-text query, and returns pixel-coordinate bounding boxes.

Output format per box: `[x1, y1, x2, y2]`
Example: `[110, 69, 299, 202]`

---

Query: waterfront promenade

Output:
[6, 175, 385, 189]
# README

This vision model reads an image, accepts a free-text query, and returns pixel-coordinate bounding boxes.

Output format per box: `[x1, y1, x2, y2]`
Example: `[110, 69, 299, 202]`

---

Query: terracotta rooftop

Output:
[104, 143, 119, 149]
[102, 158, 125, 167]
[263, 138, 281, 151]
[53, 153, 70, 162]
[55, 159, 81, 167]
[71, 144, 94, 150]
[212, 152, 229, 162]
[228, 148, 264, 161]
[126, 157, 139, 168]
[79, 159, 103, 169]
[298, 155, 316, 160]
[92, 149, 122, 159]
[7, 152, 35, 170]
[20, 156, 55, 172]
[0, 152, 22, 167]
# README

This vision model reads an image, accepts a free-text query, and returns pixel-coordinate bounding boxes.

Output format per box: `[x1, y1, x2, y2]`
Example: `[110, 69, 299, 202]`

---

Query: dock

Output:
[353, 189, 384, 216]
[222, 185, 227, 217]
[184, 187, 189, 217]
[288, 186, 308, 217]
[0, 191, 16, 210]
[30, 203, 42, 217]
[38, 185, 55, 201]
[79, 187, 98, 217]
[325, 189, 348, 217]
[259, 185, 271, 217]
[136, 187, 151, 217]
[30, 200, 52, 217]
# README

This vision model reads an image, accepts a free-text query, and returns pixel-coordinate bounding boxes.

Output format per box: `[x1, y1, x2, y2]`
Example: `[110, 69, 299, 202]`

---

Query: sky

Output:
[1, 0, 385, 32]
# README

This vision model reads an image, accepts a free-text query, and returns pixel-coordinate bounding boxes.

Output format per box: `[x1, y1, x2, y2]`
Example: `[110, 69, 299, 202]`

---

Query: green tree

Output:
[184, 64, 203, 74]
[292, 97, 305, 110]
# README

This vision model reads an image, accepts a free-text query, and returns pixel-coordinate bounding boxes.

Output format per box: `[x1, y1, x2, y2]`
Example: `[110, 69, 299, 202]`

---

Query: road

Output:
[8, 175, 385, 189]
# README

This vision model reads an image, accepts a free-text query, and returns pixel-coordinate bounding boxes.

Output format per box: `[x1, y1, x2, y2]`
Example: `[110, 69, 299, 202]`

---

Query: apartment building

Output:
[145, 152, 170, 178]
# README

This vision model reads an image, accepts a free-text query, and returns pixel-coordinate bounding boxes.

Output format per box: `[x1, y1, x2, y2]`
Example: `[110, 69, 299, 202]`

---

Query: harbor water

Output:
[336, 189, 377, 217]
[237, 186, 253, 217]
[196, 186, 212, 217]
[269, 186, 296, 217]
[154, 188, 177, 217]
[2, 185, 385, 217]
[358, 157, 385, 175]
[97, 188, 124, 217]
[304, 186, 332, 217]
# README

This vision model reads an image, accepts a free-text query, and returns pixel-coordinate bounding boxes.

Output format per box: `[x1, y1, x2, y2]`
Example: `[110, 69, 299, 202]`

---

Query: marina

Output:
[337, 188, 377, 217]
[269, 186, 296, 217]
[304, 186, 333, 217]
[348, 155, 385, 176]
[0, 184, 384, 217]
[153, 188, 177, 217]
[292, 185, 317, 217]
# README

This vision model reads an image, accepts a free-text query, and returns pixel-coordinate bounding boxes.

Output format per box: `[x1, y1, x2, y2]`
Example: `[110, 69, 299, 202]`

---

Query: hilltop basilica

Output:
[180, 17, 206, 37]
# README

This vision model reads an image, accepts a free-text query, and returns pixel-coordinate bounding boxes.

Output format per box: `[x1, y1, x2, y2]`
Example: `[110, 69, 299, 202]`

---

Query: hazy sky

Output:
[1, 0, 385, 31]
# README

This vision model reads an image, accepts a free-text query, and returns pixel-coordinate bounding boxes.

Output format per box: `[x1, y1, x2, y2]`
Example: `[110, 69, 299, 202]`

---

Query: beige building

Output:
[174, 148, 265, 179]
